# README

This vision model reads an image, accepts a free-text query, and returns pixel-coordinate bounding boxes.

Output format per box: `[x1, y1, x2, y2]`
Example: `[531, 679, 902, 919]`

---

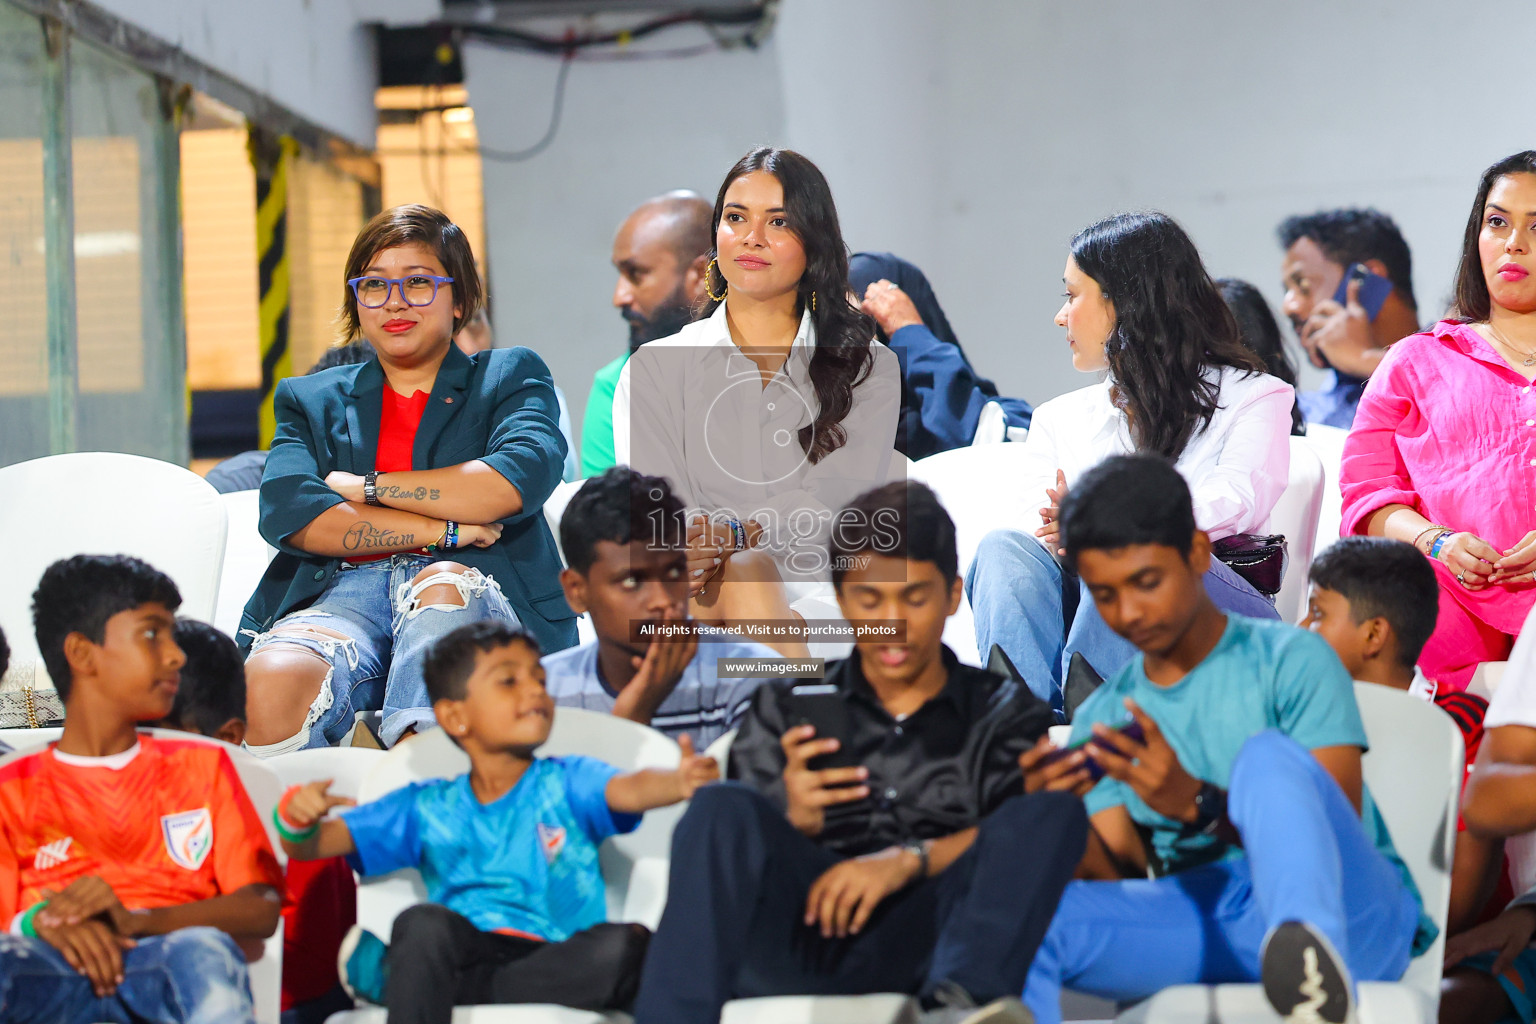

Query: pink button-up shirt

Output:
[1341, 318, 1536, 633]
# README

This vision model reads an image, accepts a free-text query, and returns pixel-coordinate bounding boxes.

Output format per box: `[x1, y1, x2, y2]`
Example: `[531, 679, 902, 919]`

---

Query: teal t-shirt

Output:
[1072, 614, 1435, 954]
[580, 352, 629, 478]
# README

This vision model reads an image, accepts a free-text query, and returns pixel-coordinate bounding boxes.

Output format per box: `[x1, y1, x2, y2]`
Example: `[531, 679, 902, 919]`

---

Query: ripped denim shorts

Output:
[243, 554, 518, 749]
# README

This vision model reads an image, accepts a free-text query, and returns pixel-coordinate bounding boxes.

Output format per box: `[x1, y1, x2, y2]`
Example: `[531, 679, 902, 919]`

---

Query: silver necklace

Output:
[1488, 324, 1536, 367]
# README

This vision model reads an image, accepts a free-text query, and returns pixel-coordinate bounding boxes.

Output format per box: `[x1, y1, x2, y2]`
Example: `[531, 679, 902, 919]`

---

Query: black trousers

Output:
[631, 783, 1088, 1024]
[385, 903, 650, 1024]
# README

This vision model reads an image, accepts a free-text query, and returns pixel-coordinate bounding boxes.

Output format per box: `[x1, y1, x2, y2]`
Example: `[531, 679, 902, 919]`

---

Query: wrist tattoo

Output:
[379, 485, 442, 502]
[342, 523, 416, 551]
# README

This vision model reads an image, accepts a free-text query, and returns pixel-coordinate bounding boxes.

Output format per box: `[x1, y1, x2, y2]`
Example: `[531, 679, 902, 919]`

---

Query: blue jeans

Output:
[245, 554, 519, 748]
[965, 529, 1278, 712]
[1021, 731, 1422, 1024]
[0, 927, 254, 1024]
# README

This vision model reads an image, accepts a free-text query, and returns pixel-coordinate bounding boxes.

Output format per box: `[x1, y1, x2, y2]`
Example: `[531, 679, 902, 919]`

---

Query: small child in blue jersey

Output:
[276, 620, 720, 1023]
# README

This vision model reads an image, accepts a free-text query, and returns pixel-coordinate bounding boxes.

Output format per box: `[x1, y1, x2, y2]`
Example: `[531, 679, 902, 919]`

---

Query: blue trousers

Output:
[245, 554, 519, 747]
[966, 529, 1278, 711]
[0, 927, 254, 1024]
[1022, 731, 1422, 1024]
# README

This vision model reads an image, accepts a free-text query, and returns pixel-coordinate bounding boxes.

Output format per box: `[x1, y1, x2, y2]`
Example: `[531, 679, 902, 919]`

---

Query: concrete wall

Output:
[463, 27, 786, 434]
[471, 0, 1536, 440]
[88, 0, 438, 147]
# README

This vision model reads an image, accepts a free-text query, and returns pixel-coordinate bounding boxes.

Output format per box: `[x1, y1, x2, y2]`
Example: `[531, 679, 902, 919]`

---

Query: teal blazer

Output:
[238, 345, 578, 654]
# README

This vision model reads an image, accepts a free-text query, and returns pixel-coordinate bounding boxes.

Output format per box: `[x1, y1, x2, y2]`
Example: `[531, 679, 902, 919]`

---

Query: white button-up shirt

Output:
[1018, 367, 1294, 543]
[614, 303, 901, 580]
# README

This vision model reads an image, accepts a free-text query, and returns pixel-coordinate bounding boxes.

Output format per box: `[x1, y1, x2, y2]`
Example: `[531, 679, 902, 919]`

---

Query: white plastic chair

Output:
[542, 478, 587, 569]
[267, 746, 384, 801]
[1269, 437, 1327, 626]
[704, 727, 736, 778]
[1117, 682, 1462, 1024]
[0, 729, 286, 1023]
[1467, 661, 1508, 702]
[0, 453, 228, 700]
[908, 445, 1045, 667]
[214, 489, 277, 640]
[1300, 424, 1348, 560]
[0, 725, 63, 751]
[326, 709, 683, 1024]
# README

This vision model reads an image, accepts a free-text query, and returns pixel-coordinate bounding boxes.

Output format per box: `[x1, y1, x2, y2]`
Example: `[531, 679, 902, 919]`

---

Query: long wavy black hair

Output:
[702, 147, 875, 464]
[1071, 212, 1264, 460]
[1453, 150, 1536, 322]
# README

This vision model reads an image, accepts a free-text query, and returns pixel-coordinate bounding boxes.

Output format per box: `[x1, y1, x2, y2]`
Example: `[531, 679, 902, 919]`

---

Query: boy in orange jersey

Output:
[0, 555, 284, 1024]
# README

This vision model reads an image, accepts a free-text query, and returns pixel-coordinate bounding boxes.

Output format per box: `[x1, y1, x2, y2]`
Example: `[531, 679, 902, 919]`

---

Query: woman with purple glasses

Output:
[237, 204, 575, 755]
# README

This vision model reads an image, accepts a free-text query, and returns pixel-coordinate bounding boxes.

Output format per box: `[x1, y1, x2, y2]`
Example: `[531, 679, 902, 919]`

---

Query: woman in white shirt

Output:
[615, 147, 900, 653]
[968, 211, 1293, 712]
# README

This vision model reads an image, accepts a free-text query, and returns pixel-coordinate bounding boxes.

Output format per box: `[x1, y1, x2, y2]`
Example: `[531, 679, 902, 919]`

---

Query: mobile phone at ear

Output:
[786, 683, 858, 771]
[1332, 263, 1393, 322]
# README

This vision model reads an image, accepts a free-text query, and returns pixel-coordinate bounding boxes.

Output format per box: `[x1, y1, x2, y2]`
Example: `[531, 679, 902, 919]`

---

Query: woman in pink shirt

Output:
[1341, 151, 1536, 690]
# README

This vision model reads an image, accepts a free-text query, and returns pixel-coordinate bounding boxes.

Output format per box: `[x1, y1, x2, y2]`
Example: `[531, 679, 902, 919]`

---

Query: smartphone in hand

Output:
[1037, 718, 1146, 781]
[787, 683, 858, 771]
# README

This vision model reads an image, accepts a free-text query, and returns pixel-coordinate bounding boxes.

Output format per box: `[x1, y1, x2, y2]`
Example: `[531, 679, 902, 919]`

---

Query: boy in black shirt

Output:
[632, 482, 1087, 1024]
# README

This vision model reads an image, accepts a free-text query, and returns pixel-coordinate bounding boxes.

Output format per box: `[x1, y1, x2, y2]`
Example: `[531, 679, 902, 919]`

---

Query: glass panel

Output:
[69, 35, 179, 460]
[0, 3, 50, 467]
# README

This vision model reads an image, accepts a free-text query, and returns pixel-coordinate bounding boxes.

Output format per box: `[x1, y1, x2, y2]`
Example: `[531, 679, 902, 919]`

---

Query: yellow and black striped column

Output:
[250, 131, 299, 447]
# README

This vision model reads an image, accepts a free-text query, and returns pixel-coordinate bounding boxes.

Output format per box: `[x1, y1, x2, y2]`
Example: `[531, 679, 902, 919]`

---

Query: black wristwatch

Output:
[364, 471, 382, 506]
[1192, 782, 1229, 836]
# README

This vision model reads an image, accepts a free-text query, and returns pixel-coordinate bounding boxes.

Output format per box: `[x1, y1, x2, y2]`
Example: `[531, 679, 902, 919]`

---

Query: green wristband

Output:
[17, 901, 45, 937]
[271, 804, 318, 845]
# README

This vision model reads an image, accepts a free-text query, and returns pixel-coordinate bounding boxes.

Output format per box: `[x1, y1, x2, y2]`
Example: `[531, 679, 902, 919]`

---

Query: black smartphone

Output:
[1331, 263, 1393, 322]
[786, 683, 858, 771]
[1037, 719, 1146, 782]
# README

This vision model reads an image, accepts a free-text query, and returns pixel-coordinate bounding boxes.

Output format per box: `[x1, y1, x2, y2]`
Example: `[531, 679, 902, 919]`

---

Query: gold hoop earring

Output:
[705, 258, 728, 302]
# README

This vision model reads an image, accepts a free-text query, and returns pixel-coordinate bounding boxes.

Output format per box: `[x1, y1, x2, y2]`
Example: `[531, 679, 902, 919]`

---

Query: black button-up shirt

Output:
[727, 647, 1052, 857]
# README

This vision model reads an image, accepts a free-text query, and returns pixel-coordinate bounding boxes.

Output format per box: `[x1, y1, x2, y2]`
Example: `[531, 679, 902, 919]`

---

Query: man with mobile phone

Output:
[632, 481, 1086, 1024]
[1277, 208, 1421, 428]
[1018, 455, 1433, 1024]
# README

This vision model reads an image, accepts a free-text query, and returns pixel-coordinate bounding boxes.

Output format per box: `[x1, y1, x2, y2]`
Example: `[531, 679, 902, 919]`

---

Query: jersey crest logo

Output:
[161, 808, 213, 870]
[33, 837, 73, 871]
[537, 823, 566, 864]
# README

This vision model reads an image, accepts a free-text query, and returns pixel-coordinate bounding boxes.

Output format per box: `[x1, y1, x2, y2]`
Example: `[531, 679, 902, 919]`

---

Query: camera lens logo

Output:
[703, 375, 816, 487]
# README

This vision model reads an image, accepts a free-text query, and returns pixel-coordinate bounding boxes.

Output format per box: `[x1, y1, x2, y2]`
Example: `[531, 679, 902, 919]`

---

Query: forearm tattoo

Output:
[343, 522, 416, 551]
[380, 485, 441, 501]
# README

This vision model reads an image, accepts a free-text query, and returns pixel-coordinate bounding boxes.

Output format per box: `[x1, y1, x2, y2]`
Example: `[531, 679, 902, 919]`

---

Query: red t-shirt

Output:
[0, 735, 284, 924]
[377, 388, 431, 474]
[351, 388, 431, 564]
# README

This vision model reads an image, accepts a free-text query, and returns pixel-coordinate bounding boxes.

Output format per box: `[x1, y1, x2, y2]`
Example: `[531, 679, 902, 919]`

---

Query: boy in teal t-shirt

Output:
[1020, 455, 1431, 1024]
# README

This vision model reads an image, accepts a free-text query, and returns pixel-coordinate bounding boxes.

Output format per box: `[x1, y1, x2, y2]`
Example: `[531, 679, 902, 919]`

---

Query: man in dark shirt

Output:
[632, 482, 1088, 1024]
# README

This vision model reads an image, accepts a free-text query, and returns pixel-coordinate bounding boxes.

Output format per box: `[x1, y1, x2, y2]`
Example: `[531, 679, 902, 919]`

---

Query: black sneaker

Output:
[1260, 920, 1354, 1023]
